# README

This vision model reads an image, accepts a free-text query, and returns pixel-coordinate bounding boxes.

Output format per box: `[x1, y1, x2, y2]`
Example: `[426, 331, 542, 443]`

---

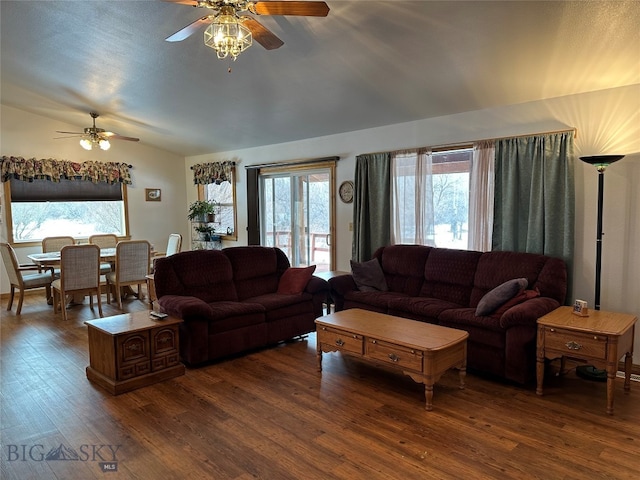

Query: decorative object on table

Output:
[338, 180, 354, 203]
[145, 188, 161, 202]
[572, 299, 589, 317]
[577, 154, 625, 381]
[54, 112, 139, 151]
[163, 0, 330, 62]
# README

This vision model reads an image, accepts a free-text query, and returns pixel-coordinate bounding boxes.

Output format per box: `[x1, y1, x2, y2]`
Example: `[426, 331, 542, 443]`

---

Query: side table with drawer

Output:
[536, 306, 637, 414]
[85, 311, 185, 395]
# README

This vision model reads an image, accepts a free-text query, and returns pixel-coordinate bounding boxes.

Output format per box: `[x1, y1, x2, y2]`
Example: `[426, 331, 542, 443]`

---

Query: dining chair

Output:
[106, 240, 151, 309]
[88, 233, 117, 274]
[51, 244, 103, 322]
[150, 233, 182, 272]
[1, 242, 54, 315]
[42, 236, 75, 278]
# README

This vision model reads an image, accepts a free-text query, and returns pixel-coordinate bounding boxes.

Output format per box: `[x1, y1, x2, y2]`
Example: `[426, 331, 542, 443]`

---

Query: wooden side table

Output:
[536, 306, 637, 414]
[85, 310, 185, 395]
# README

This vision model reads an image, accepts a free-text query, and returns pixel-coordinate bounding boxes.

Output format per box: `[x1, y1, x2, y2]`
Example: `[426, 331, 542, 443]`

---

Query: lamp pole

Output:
[577, 155, 624, 381]
[579, 155, 624, 310]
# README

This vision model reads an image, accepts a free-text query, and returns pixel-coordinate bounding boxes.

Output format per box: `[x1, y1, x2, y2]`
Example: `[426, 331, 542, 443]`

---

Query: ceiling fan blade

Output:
[242, 17, 284, 50]
[251, 1, 330, 17]
[161, 0, 199, 5]
[103, 132, 140, 142]
[54, 135, 83, 139]
[165, 16, 212, 42]
[56, 130, 84, 135]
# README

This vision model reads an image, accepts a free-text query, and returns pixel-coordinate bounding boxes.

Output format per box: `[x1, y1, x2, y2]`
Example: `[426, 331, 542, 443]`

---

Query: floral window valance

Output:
[0, 156, 132, 185]
[192, 161, 234, 185]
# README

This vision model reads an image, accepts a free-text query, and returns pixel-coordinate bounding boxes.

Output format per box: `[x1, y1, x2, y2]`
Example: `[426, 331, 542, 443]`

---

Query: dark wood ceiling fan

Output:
[163, 0, 330, 51]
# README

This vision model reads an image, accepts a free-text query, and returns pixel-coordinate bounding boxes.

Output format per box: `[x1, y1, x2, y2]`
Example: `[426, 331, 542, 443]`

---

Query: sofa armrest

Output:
[306, 276, 329, 295]
[157, 295, 213, 320]
[328, 274, 357, 296]
[499, 297, 561, 329]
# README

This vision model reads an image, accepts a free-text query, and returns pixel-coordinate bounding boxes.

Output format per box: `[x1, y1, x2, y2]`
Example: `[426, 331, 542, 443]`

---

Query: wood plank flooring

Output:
[1, 291, 639, 479]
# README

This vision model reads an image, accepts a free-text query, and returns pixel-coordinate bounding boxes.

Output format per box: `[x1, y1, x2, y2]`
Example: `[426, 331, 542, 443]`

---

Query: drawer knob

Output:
[565, 341, 582, 350]
[335, 339, 344, 347]
[372, 339, 377, 344]
[388, 353, 399, 362]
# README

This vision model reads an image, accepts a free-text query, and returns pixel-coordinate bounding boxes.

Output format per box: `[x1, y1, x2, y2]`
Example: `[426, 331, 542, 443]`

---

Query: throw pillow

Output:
[491, 288, 541, 318]
[350, 259, 388, 292]
[475, 277, 528, 316]
[277, 265, 316, 295]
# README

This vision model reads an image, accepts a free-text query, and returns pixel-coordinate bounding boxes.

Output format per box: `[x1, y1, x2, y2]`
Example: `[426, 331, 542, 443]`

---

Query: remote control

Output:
[150, 311, 168, 320]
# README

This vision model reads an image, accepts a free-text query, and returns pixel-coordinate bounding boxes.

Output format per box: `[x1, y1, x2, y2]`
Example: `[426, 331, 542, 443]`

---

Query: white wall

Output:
[186, 84, 640, 363]
[0, 104, 189, 291]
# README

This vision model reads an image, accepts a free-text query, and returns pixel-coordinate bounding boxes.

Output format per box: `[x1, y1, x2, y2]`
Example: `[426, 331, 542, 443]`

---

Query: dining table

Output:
[27, 247, 116, 267]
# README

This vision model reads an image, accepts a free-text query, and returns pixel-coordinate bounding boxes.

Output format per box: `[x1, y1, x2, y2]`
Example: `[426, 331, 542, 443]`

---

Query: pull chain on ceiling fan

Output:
[55, 112, 140, 151]
[163, 0, 330, 61]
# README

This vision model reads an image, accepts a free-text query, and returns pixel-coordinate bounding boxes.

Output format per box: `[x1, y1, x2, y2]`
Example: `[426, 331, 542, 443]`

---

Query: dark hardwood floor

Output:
[1, 291, 639, 479]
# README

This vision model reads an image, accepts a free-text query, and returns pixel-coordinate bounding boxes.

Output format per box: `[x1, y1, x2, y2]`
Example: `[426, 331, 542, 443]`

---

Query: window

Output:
[392, 148, 472, 249]
[4, 178, 129, 245]
[198, 167, 237, 240]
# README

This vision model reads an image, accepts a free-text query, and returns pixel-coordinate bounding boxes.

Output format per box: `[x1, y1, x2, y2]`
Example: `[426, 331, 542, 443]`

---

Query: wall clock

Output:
[339, 180, 354, 204]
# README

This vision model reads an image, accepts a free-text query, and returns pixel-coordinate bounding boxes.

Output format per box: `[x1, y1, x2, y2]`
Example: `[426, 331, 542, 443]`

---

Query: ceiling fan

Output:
[55, 112, 140, 151]
[163, 0, 330, 60]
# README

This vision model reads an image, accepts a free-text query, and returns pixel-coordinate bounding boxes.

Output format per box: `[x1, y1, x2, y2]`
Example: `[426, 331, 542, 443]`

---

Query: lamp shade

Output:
[579, 155, 625, 171]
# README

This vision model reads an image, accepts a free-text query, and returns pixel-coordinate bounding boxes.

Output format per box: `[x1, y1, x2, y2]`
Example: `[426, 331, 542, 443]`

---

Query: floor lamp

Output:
[576, 155, 625, 381]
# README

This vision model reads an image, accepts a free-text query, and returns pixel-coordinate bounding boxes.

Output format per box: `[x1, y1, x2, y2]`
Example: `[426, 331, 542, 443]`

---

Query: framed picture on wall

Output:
[145, 188, 161, 202]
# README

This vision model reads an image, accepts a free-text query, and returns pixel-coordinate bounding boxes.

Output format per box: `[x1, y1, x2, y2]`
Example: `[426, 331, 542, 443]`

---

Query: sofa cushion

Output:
[277, 265, 316, 295]
[350, 258, 388, 292]
[344, 290, 409, 312]
[376, 245, 431, 296]
[388, 296, 461, 323]
[475, 278, 528, 316]
[439, 308, 505, 335]
[421, 248, 482, 306]
[491, 288, 540, 318]
[224, 246, 284, 300]
[206, 301, 266, 334]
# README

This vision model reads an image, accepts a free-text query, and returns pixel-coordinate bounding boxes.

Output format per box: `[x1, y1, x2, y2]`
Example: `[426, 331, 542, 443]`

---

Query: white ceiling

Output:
[1, 1, 639, 157]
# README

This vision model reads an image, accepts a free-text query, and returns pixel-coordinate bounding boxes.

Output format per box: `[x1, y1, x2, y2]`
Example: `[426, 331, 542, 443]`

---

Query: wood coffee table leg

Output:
[424, 384, 434, 411]
[458, 367, 466, 389]
[317, 349, 322, 372]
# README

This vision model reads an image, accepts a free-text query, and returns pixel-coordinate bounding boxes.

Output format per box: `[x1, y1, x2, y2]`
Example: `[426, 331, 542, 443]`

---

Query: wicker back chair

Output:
[42, 236, 75, 252]
[106, 240, 151, 309]
[88, 234, 117, 274]
[1, 242, 54, 314]
[51, 244, 103, 321]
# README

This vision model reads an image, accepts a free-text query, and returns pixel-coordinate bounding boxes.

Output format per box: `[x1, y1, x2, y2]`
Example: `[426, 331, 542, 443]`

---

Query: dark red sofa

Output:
[153, 246, 329, 365]
[328, 245, 567, 384]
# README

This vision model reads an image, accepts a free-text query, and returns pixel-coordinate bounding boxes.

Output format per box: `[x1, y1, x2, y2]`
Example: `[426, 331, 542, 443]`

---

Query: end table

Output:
[536, 306, 637, 414]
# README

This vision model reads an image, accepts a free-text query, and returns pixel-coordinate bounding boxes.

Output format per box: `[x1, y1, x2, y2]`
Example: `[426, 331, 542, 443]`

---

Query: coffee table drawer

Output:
[544, 327, 607, 359]
[317, 326, 363, 354]
[366, 339, 423, 372]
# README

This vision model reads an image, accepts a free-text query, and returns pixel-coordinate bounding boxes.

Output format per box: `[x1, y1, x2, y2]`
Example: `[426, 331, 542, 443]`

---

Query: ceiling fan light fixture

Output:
[204, 9, 252, 60]
[80, 138, 93, 150]
[99, 138, 111, 151]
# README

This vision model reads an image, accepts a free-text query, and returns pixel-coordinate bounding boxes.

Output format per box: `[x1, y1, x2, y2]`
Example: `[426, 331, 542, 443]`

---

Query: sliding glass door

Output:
[260, 166, 334, 272]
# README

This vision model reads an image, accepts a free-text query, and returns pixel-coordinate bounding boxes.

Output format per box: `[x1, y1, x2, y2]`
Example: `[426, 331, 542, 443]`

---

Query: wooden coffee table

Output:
[316, 308, 468, 411]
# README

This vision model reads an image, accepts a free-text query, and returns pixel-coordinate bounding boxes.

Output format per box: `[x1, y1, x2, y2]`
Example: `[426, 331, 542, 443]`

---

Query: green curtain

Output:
[493, 132, 575, 300]
[353, 153, 391, 262]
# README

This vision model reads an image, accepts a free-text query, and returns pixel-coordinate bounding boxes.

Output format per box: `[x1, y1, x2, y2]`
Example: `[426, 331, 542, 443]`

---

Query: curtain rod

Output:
[433, 127, 578, 151]
[190, 161, 236, 170]
[245, 156, 339, 170]
[364, 128, 577, 158]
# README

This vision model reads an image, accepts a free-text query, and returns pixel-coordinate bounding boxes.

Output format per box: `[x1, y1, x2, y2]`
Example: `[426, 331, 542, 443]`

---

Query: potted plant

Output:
[194, 224, 215, 242]
[188, 200, 217, 222]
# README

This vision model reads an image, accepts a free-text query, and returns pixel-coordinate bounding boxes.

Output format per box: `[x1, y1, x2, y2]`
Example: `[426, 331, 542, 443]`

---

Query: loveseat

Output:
[328, 245, 567, 384]
[154, 246, 329, 365]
